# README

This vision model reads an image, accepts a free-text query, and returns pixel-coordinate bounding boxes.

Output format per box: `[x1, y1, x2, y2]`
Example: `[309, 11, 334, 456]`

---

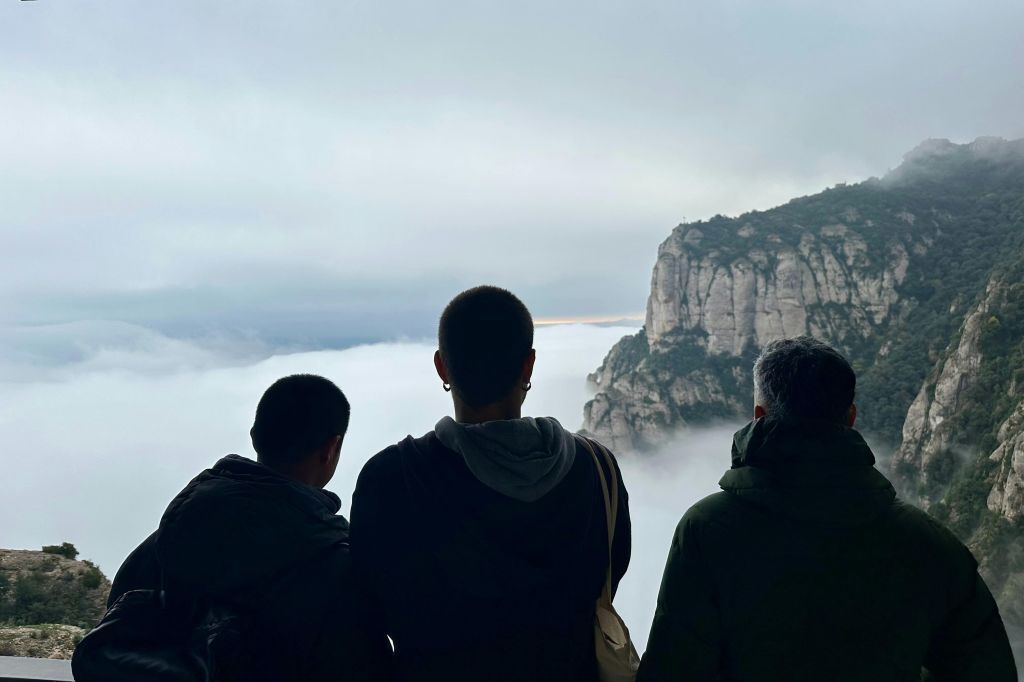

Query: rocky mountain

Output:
[584, 136, 1024, 625]
[0, 544, 110, 659]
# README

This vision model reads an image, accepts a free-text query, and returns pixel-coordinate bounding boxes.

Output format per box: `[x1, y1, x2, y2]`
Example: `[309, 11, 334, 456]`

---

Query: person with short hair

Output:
[638, 337, 1017, 682]
[350, 285, 631, 682]
[107, 374, 391, 681]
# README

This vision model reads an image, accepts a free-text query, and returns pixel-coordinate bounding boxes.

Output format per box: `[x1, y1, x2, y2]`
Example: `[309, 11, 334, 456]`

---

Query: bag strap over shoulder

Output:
[575, 435, 618, 602]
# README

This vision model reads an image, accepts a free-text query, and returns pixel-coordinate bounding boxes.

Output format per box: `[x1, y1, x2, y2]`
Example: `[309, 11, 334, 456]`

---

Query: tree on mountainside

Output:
[40, 543, 79, 561]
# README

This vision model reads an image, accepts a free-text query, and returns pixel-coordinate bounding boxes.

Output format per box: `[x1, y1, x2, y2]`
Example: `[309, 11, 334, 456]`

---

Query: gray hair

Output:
[753, 336, 856, 423]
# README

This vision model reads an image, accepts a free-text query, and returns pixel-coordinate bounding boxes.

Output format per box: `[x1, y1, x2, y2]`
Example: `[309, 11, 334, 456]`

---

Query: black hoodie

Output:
[638, 418, 1016, 682]
[109, 455, 392, 682]
[350, 428, 631, 682]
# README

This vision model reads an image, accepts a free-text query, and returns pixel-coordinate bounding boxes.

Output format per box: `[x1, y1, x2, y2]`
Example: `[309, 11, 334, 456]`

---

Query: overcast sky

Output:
[2, 0, 1023, 351]
[2, 3, 1022, 640]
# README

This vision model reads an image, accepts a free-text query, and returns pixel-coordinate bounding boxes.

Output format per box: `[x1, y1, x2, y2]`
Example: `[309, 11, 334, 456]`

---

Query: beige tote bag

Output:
[577, 436, 640, 682]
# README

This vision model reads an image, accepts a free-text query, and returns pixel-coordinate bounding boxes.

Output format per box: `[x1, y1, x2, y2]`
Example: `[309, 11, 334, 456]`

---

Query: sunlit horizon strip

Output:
[534, 313, 645, 326]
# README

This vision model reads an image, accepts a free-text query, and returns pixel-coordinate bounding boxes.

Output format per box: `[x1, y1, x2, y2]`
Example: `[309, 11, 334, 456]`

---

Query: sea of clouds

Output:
[0, 322, 740, 649]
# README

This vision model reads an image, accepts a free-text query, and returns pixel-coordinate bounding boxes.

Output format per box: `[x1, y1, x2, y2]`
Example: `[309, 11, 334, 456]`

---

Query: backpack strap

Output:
[575, 435, 618, 603]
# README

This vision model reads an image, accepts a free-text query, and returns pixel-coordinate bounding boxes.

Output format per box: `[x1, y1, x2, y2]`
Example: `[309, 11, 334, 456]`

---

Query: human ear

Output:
[321, 435, 342, 464]
[521, 349, 536, 384]
[434, 350, 450, 383]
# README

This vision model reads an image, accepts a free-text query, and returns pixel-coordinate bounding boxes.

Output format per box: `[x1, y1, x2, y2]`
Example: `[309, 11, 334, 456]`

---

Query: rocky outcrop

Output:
[584, 136, 1024, 457]
[582, 135, 1024, 645]
[988, 400, 1024, 522]
[585, 339, 742, 451]
[585, 330, 746, 451]
[893, 279, 1001, 495]
[645, 226, 911, 351]
[586, 214, 925, 451]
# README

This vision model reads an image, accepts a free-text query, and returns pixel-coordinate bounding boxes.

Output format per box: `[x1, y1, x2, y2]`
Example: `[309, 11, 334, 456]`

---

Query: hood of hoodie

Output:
[434, 416, 577, 502]
[719, 417, 896, 528]
[155, 455, 349, 598]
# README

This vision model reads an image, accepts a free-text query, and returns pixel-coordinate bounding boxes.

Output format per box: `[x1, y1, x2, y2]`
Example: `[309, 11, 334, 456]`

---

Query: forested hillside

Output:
[584, 136, 1024, 637]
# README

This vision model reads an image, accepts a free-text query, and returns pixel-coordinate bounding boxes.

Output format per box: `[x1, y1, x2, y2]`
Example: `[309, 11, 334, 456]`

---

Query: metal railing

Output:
[0, 656, 72, 682]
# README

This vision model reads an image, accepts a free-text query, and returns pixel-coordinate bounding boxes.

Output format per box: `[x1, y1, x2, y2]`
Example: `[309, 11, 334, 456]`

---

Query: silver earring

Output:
[443, 382, 451, 392]
[523, 381, 532, 391]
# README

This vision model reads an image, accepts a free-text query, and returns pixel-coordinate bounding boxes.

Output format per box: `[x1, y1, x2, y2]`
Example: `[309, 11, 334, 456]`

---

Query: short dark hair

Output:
[438, 286, 534, 408]
[753, 337, 855, 423]
[250, 374, 350, 466]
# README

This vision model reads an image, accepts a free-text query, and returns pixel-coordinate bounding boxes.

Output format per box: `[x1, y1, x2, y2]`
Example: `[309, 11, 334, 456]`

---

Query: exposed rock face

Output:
[988, 400, 1024, 522]
[893, 279, 1000, 495]
[585, 331, 742, 451]
[891, 268, 1024, 525]
[645, 227, 911, 351]
[585, 136, 1024, 456]
[586, 211, 928, 452]
[583, 135, 1024, 638]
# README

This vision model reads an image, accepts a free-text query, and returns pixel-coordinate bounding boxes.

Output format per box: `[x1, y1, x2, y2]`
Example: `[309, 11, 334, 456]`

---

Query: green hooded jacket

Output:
[637, 417, 1016, 682]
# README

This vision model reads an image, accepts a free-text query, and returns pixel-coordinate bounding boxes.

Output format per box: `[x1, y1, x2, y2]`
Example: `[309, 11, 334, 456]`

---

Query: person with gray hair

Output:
[638, 336, 1016, 682]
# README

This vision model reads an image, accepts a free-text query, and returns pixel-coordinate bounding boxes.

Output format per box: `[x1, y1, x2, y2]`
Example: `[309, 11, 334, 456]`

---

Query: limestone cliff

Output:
[584, 136, 1024, 626]
[893, 278, 1004, 496]
[989, 400, 1024, 523]
[890, 265, 1024, 622]
[589, 212, 930, 451]
[644, 222, 912, 351]
[586, 137, 1024, 454]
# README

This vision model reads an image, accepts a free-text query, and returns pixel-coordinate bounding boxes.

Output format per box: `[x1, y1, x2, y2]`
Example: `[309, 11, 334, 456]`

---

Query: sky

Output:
[2, 2, 1023, 650]
[0, 322, 735, 649]
[2, 0, 1023, 349]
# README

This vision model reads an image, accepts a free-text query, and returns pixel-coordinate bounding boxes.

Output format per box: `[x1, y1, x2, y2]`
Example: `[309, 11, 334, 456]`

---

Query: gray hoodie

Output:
[434, 415, 578, 502]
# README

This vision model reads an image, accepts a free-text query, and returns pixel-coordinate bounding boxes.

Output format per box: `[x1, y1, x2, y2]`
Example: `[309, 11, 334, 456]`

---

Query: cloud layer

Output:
[0, 322, 741, 648]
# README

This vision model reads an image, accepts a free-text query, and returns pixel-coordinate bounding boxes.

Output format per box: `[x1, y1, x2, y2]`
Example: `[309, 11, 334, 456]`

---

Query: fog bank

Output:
[0, 322, 739, 648]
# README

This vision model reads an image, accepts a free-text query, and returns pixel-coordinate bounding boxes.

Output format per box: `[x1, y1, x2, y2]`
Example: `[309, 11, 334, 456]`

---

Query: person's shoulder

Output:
[576, 435, 625, 474]
[660, 492, 737, 550]
[158, 466, 231, 530]
[578, 433, 616, 456]
[680, 491, 737, 527]
[887, 500, 974, 560]
[109, 530, 161, 607]
[356, 432, 437, 486]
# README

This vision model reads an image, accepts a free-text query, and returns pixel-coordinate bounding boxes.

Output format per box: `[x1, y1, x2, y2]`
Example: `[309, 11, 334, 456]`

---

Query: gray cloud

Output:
[2, 2, 1019, 650]
[0, 323, 743, 649]
[2, 0, 1023, 342]
[0, 324, 643, 574]
[614, 426, 737, 649]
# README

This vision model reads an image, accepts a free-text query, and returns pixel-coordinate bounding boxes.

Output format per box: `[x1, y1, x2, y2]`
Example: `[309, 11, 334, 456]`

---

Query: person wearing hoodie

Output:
[350, 285, 631, 682]
[105, 374, 393, 681]
[638, 337, 1017, 682]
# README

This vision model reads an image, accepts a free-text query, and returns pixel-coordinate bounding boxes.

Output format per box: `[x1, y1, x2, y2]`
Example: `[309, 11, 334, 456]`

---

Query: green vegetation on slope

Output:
[857, 159, 1024, 446]
[0, 545, 109, 631]
[622, 139, 1024, 642]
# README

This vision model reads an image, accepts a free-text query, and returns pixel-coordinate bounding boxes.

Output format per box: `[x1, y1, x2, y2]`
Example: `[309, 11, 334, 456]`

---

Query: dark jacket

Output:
[109, 455, 392, 682]
[638, 417, 1017, 682]
[350, 430, 631, 682]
